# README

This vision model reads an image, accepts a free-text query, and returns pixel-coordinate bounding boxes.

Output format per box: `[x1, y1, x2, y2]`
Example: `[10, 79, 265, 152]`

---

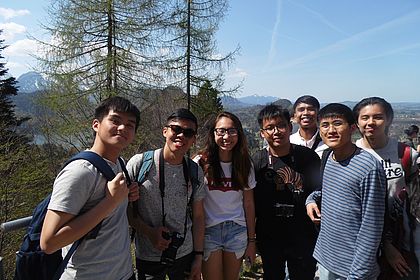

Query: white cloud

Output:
[0, 7, 30, 20]
[229, 68, 248, 78]
[3, 39, 39, 57]
[0, 22, 26, 41]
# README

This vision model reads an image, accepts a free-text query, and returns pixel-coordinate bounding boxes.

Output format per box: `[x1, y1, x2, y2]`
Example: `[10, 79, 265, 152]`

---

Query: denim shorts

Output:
[204, 220, 248, 261]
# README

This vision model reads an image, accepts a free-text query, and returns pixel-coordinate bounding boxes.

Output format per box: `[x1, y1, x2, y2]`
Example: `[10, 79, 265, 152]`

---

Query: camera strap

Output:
[266, 144, 295, 170]
[158, 150, 190, 237]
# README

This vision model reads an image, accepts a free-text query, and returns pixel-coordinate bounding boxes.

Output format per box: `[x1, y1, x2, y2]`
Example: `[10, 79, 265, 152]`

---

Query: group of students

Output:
[39, 94, 420, 280]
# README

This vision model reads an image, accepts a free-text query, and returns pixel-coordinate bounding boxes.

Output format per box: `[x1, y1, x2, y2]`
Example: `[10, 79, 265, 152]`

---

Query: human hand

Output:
[306, 202, 321, 224]
[128, 182, 139, 202]
[106, 172, 129, 207]
[244, 241, 256, 265]
[384, 242, 412, 277]
[149, 227, 171, 251]
[188, 255, 202, 280]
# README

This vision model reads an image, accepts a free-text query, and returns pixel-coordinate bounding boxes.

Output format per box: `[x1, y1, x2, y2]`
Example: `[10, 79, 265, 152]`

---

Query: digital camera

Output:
[273, 203, 295, 218]
[160, 231, 185, 266]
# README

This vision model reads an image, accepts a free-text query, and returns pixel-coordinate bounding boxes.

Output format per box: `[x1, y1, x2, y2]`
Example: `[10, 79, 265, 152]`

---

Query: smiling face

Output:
[356, 104, 390, 140]
[293, 102, 318, 130]
[319, 116, 355, 151]
[214, 116, 238, 159]
[163, 118, 197, 157]
[92, 109, 137, 151]
[260, 116, 292, 152]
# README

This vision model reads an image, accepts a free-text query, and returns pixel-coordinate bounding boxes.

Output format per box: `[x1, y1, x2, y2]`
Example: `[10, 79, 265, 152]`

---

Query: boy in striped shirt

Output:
[306, 103, 386, 279]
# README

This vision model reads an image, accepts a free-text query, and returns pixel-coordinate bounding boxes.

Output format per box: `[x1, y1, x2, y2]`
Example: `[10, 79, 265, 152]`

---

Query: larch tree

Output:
[35, 0, 238, 148]
[36, 0, 168, 148]
[162, 0, 239, 109]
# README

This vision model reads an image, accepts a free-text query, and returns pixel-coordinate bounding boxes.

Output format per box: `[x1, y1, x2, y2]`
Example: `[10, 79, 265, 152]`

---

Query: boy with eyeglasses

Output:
[306, 103, 386, 279]
[127, 108, 206, 280]
[252, 104, 321, 280]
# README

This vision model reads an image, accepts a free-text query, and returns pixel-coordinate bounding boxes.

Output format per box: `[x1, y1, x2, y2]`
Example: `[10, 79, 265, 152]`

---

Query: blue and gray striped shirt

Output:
[307, 148, 386, 279]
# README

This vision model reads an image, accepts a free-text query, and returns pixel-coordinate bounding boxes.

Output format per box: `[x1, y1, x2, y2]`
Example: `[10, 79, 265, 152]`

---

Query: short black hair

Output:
[257, 104, 291, 128]
[405, 125, 419, 136]
[319, 103, 355, 125]
[94, 96, 140, 131]
[167, 108, 198, 128]
[293, 95, 320, 111]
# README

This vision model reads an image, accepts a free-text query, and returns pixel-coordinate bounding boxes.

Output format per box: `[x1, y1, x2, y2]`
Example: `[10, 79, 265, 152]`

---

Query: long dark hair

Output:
[198, 112, 251, 191]
[352, 97, 394, 135]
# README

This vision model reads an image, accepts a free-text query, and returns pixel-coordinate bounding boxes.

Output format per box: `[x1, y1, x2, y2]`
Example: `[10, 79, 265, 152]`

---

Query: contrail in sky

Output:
[271, 8, 420, 71]
[287, 0, 348, 36]
[265, 0, 283, 71]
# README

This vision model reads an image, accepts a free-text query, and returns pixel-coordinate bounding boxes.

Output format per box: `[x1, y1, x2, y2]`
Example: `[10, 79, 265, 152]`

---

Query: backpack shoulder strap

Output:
[53, 151, 118, 280]
[398, 142, 412, 178]
[118, 157, 131, 186]
[311, 132, 322, 151]
[68, 151, 116, 181]
[320, 148, 332, 176]
[252, 149, 268, 171]
[188, 157, 199, 192]
[136, 150, 154, 183]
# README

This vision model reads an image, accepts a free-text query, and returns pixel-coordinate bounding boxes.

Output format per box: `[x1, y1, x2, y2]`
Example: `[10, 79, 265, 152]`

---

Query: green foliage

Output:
[162, 0, 239, 95]
[0, 144, 69, 280]
[191, 80, 224, 150]
[0, 36, 72, 279]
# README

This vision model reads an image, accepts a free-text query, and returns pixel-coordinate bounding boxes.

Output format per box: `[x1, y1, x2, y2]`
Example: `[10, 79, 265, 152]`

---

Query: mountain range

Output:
[12, 71, 280, 113]
[12, 71, 420, 115]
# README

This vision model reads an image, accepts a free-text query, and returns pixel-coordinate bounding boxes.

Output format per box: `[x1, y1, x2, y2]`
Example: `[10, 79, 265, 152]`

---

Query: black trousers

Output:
[258, 240, 317, 280]
[136, 253, 194, 280]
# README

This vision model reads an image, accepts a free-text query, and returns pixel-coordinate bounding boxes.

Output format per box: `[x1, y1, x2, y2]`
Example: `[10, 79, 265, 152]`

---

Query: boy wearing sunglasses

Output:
[127, 108, 206, 280]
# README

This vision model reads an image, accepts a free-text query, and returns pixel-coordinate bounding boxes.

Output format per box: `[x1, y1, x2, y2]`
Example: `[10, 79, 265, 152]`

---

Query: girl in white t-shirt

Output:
[353, 97, 420, 280]
[194, 112, 256, 280]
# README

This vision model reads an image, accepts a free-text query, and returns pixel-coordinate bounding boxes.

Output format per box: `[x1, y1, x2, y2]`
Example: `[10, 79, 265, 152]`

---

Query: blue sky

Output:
[1, 0, 420, 103]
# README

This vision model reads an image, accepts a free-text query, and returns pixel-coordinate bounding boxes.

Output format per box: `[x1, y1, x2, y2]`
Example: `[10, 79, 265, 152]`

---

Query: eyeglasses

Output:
[320, 120, 346, 130]
[166, 125, 197, 138]
[214, 127, 238, 136]
[261, 124, 288, 134]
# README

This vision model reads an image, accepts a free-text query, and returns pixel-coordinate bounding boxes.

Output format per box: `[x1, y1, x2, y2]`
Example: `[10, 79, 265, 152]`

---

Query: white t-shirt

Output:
[48, 157, 133, 280]
[356, 138, 420, 262]
[195, 157, 256, 228]
[290, 130, 328, 157]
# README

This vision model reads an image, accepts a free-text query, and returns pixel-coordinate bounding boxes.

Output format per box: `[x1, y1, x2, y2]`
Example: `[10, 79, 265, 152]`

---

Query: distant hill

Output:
[237, 94, 277, 105]
[12, 72, 47, 115]
[16, 71, 46, 93]
[221, 95, 249, 110]
[222, 94, 279, 111]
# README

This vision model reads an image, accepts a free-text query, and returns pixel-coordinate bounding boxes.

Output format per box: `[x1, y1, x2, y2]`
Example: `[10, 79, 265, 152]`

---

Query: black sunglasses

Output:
[166, 125, 197, 138]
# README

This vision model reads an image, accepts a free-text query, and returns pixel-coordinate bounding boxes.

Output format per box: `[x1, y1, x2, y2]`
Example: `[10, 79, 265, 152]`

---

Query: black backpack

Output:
[14, 151, 128, 280]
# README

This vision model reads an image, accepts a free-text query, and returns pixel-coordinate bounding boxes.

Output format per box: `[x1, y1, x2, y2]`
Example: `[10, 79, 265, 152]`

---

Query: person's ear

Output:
[162, 126, 168, 137]
[260, 129, 265, 139]
[292, 113, 298, 123]
[92, 119, 100, 132]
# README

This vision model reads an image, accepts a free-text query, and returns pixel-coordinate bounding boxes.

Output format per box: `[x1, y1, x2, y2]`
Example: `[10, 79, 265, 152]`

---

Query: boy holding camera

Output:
[127, 109, 205, 280]
[253, 104, 321, 280]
